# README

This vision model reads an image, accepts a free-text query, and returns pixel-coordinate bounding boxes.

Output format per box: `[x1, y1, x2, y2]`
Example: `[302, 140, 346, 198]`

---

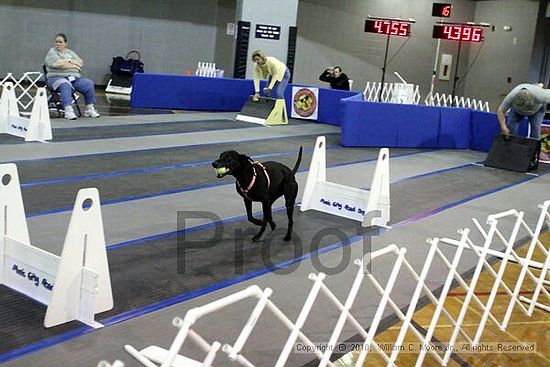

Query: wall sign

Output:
[255, 24, 281, 40]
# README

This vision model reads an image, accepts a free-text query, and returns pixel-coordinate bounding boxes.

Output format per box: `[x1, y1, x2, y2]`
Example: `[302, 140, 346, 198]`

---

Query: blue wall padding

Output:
[131, 73, 264, 111]
[341, 99, 399, 147]
[439, 107, 471, 149]
[395, 104, 441, 148]
[130, 73, 539, 152]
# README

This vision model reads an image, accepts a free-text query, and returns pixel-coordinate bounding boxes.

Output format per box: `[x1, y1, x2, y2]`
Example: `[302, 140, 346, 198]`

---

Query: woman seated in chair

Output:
[44, 33, 100, 120]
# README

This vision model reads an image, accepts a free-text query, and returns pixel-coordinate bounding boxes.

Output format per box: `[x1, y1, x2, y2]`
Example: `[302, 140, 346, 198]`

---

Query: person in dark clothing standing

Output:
[319, 66, 350, 90]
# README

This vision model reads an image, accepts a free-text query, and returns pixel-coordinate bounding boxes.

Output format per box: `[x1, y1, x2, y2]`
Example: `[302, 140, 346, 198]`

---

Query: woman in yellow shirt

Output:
[252, 50, 290, 101]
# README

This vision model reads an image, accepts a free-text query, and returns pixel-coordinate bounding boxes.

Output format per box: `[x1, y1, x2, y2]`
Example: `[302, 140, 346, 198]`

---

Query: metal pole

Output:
[428, 17, 443, 102]
[379, 34, 391, 102]
[451, 39, 462, 106]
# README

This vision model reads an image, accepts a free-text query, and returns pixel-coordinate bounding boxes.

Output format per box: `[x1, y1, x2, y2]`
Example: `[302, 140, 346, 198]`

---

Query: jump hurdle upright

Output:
[0, 163, 113, 328]
[0, 82, 52, 142]
[300, 136, 390, 227]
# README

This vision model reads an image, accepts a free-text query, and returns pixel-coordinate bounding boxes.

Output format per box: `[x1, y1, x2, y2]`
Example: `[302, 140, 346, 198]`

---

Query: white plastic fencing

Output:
[98, 361, 125, 367]
[195, 62, 224, 78]
[0, 72, 43, 111]
[0, 82, 52, 142]
[362, 80, 490, 112]
[300, 136, 390, 228]
[119, 198, 549, 367]
[0, 163, 113, 328]
[424, 92, 490, 112]
[363, 82, 422, 105]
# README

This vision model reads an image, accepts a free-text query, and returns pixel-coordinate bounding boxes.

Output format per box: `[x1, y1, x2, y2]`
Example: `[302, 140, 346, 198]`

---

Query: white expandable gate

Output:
[0, 163, 113, 328]
[118, 199, 549, 367]
[363, 82, 422, 105]
[300, 136, 390, 228]
[0, 82, 52, 142]
[0, 72, 43, 111]
[424, 92, 490, 112]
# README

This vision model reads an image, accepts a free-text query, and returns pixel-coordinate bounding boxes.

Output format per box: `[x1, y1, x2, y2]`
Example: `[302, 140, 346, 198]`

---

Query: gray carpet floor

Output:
[1, 112, 548, 367]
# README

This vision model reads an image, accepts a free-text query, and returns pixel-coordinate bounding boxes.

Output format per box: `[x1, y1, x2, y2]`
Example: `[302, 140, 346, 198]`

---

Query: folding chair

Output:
[42, 65, 81, 118]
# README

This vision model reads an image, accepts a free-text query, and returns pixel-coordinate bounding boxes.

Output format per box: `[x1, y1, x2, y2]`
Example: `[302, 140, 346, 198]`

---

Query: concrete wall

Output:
[292, 0, 476, 97]
[236, 0, 299, 79]
[214, 0, 237, 75]
[463, 0, 540, 110]
[0, 0, 543, 110]
[0, 0, 219, 84]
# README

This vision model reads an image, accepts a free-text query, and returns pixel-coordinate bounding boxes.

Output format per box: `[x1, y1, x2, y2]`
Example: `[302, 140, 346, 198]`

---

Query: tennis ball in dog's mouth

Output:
[214, 167, 228, 175]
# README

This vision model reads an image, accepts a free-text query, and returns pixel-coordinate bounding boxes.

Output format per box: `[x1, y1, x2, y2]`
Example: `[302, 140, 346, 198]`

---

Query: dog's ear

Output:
[239, 153, 252, 163]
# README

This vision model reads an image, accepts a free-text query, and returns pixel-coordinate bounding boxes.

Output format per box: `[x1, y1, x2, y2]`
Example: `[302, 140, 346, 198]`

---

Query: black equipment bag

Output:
[110, 50, 144, 76]
[484, 134, 541, 172]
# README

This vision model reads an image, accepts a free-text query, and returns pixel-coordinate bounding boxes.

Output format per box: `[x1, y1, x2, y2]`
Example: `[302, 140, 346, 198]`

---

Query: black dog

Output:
[212, 147, 303, 242]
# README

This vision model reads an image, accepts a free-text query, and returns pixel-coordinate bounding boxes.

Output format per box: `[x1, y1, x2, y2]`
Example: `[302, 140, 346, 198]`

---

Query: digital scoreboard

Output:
[364, 19, 411, 37]
[432, 3, 452, 17]
[432, 24, 483, 42]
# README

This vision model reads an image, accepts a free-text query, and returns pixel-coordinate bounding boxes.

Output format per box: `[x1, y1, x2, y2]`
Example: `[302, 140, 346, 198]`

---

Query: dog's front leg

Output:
[252, 201, 275, 242]
[244, 198, 263, 226]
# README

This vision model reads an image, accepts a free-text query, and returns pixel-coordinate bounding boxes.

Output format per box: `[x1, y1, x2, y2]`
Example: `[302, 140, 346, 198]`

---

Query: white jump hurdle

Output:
[300, 136, 390, 227]
[0, 82, 52, 142]
[0, 163, 113, 328]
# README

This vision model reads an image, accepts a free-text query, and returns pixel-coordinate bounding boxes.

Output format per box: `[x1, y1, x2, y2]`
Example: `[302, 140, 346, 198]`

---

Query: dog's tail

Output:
[291, 146, 303, 175]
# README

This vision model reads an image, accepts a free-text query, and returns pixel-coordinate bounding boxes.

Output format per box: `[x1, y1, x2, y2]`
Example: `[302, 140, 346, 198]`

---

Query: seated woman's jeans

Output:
[47, 77, 96, 107]
[265, 68, 291, 99]
[506, 105, 546, 139]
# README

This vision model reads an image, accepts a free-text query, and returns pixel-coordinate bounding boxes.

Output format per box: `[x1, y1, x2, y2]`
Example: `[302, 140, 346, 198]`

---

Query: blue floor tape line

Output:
[21, 145, 338, 188]
[25, 149, 432, 218]
[1, 168, 546, 364]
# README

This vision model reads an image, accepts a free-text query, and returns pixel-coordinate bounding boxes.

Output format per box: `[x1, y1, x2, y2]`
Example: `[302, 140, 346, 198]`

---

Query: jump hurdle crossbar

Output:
[300, 136, 390, 228]
[0, 163, 113, 328]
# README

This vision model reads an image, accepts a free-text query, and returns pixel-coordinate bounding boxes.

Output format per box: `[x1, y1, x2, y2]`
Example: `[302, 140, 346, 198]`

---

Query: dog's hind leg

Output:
[244, 198, 263, 226]
[283, 181, 299, 242]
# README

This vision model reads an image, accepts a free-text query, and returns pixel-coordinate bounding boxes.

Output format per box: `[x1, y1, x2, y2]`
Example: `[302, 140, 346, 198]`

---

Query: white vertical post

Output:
[25, 87, 52, 142]
[300, 136, 326, 211]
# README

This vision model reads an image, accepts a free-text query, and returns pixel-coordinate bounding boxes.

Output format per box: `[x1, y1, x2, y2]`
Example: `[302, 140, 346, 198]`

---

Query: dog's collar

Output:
[237, 160, 270, 198]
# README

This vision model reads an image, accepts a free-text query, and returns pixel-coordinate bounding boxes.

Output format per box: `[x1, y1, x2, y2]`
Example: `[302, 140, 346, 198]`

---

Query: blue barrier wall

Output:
[130, 73, 539, 152]
[131, 73, 261, 111]
[131, 73, 356, 124]
[341, 99, 470, 149]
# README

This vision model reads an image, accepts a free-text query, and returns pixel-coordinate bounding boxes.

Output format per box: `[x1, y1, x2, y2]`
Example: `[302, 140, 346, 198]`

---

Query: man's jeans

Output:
[506, 105, 546, 139]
